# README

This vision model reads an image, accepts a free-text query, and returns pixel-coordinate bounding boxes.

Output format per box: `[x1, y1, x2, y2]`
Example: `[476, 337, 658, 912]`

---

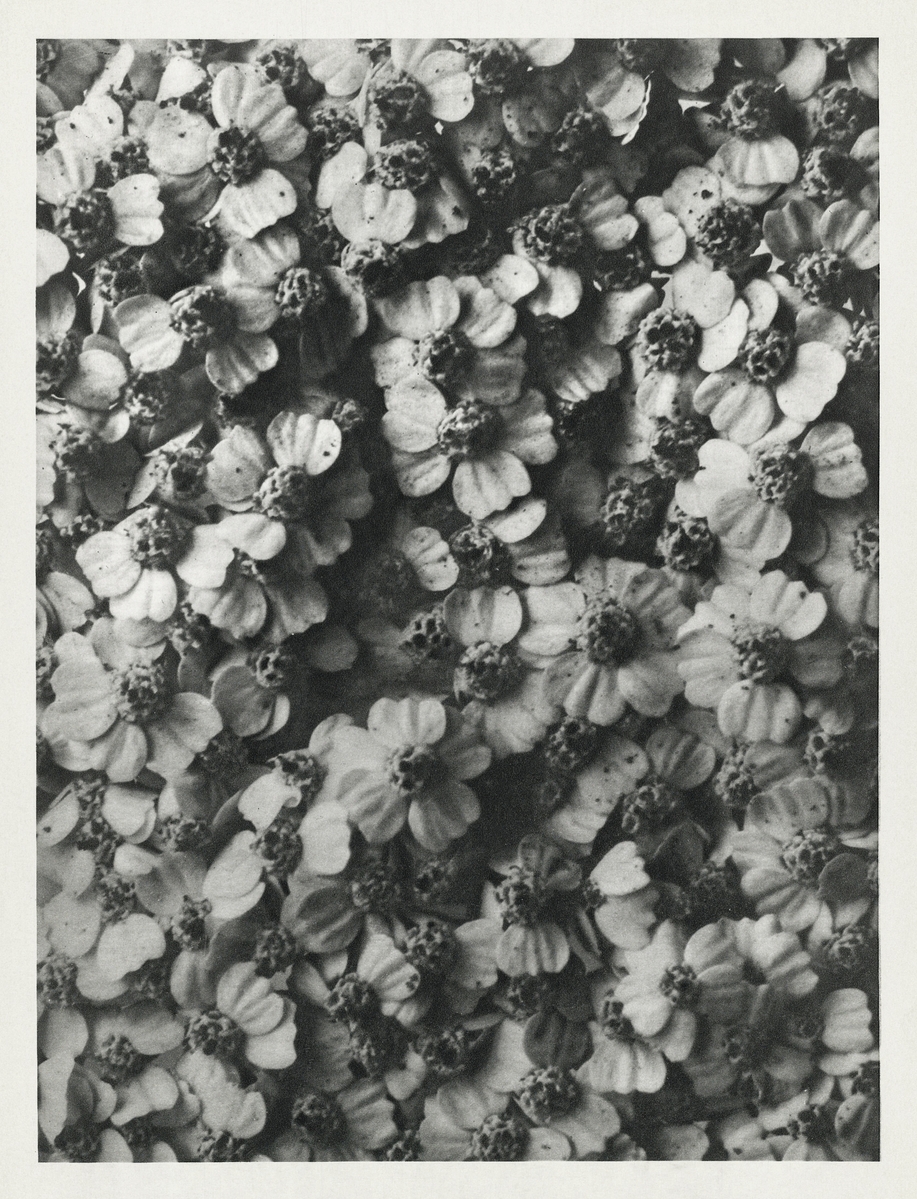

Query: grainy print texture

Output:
[36, 38, 878, 1162]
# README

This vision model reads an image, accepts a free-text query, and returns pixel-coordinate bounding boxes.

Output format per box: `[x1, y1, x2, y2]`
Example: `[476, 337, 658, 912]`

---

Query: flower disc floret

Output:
[209, 125, 268, 185]
[55, 189, 115, 256]
[804, 729, 859, 776]
[307, 106, 361, 163]
[737, 329, 793, 384]
[97, 870, 136, 922]
[636, 308, 699, 373]
[622, 778, 680, 835]
[600, 476, 665, 552]
[517, 1066, 580, 1121]
[403, 919, 456, 976]
[253, 924, 297, 977]
[659, 963, 700, 1009]
[613, 38, 667, 73]
[253, 810, 303, 878]
[787, 1104, 835, 1145]
[792, 248, 852, 307]
[275, 266, 329, 321]
[256, 43, 308, 91]
[823, 925, 874, 974]
[450, 523, 510, 585]
[577, 596, 641, 666]
[814, 83, 872, 148]
[649, 418, 707, 480]
[418, 1025, 470, 1075]
[401, 607, 454, 660]
[37, 953, 79, 1008]
[495, 864, 544, 925]
[469, 1113, 529, 1162]
[349, 1019, 409, 1076]
[695, 200, 762, 270]
[256, 464, 313, 522]
[780, 829, 842, 884]
[101, 137, 151, 186]
[436, 401, 501, 460]
[95, 250, 145, 305]
[720, 79, 781, 138]
[198, 730, 248, 776]
[161, 812, 209, 854]
[292, 1091, 347, 1143]
[369, 68, 426, 129]
[714, 745, 758, 809]
[270, 749, 325, 799]
[55, 1123, 102, 1163]
[418, 329, 472, 388]
[340, 240, 406, 297]
[113, 661, 169, 722]
[126, 505, 185, 566]
[121, 371, 171, 425]
[851, 517, 878, 574]
[543, 716, 600, 775]
[170, 897, 212, 951]
[750, 446, 813, 507]
[732, 622, 789, 683]
[37, 333, 79, 396]
[599, 996, 638, 1043]
[169, 286, 236, 349]
[593, 243, 651, 292]
[170, 223, 225, 279]
[95, 1033, 143, 1082]
[516, 204, 584, 267]
[373, 138, 434, 193]
[36, 39, 58, 80]
[52, 425, 103, 479]
[847, 318, 879, 370]
[551, 106, 606, 165]
[184, 1009, 244, 1056]
[350, 861, 397, 913]
[387, 743, 442, 795]
[467, 39, 528, 94]
[800, 145, 860, 206]
[657, 512, 717, 574]
[853, 1061, 879, 1097]
[455, 641, 523, 702]
[326, 972, 378, 1022]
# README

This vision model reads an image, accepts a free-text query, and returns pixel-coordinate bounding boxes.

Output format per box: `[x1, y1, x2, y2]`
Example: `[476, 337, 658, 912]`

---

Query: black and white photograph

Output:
[28, 24, 892, 1172]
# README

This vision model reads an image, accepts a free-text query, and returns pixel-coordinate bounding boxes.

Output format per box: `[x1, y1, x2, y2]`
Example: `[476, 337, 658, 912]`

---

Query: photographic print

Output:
[35, 36, 879, 1163]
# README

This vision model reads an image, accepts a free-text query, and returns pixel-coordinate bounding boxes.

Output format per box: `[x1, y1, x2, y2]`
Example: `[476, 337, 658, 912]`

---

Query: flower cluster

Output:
[37, 37, 878, 1163]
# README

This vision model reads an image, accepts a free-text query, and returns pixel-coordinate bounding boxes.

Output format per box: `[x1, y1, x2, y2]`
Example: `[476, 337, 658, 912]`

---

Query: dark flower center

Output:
[577, 596, 641, 666]
[307, 105, 362, 163]
[369, 67, 426, 129]
[340, 238, 407, 297]
[600, 996, 638, 1043]
[349, 861, 397, 913]
[732, 622, 788, 683]
[695, 199, 761, 270]
[152, 446, 208, 504]
[622, 778, 681, 835]
[804, 729, 860, 776]
[593, 242, 651, 292]
[418, 1025, 470, 1075]
[275, 266, 329, 321]
[738, 329, 793, 384]
[823, 924, 874, 975]
[516, 204, 584, 267]
[786, 1104, 835, 1144]
[657, 510, 717, 574]
[801, 145, 860, 206]
[814, 83, 872, 149]
[256, 464, 312, 522]
[96, 869, 136, 923]
[253, 924, 298, 977]
[649, 418, 707, 480]
[52, 425, 103, 479]
[636, 308, 699, 373]
[95, 249, 146, 305]
[387, 744, 442, 795]
[95, 1032, 144, 1083]
[723, 1022, 769, 1069]
[169, 896, 212, 951]
[450, 523, 511, 585]
[469, 1113, 529, 1162]
[471, 149, 518, 207]
[613, 38, 667, 73]
[37, 39, 59, 81]
[209, 124, 267, 185]
[749, 446, 812, 507]
[713, 745, 758, 809]
[37, 332, 80, 396]
[37, 952, 79, 1008]
[54, 1123, 101, 1163]
[198, 1131, 247, 1162]
[851, 517, 878, 574]
[455, 641, 523, 702]
[184, 1009, 244, 1056]
[55, 188, 115, 257]
[418, 329, 472, 389]
[101, 137, 151, 186]
[355, 38, 391, 65]
[401, 606, 455, 660]
[600, 475, 666, 554]
[659, 963, 700, 1008]
[291, 1091, 347, 1144]
[113, 661, 169, 722]
[403, 919, 456, 976]
[516, 1066, 580, 1121]
[780, 829, 842, 885]
[169, 222, 225, 280]
[495, 864, 543, 926]
[373, 138, 434, 193]
[122, 370, 173, 426]
[126, 504, 186, 566]
[160, 814, 210, 853]
[270, 749, 325, 800]
[467, 39, 528, 95]
[720, 79, 781, 138]
[792, 248, 852, 307]
[551, 106, 607, 167]
[253, 810, 303, 879]
[543, 716, 600, 776]
[256, 43, 308, 92]
[326, 972, 378, 1022]
[437, 400, 501, 459]
[169, 285, 236, 349]
[846, 318, 879, 370]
